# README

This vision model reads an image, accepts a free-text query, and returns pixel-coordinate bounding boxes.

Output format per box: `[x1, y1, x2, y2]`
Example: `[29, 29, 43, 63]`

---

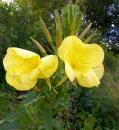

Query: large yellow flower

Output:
[58, 36, 104, 88]
[3, 48, 58, 90]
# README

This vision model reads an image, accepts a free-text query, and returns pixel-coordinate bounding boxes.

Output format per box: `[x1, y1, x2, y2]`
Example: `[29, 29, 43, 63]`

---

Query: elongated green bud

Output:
[84, 31, 97, 43]
[79, 23, 92, 39]
[30, 37, 47, 55]
[55, 10, 63, 48]
[40, 17, 53, 44]
[55, 75, 68, 87]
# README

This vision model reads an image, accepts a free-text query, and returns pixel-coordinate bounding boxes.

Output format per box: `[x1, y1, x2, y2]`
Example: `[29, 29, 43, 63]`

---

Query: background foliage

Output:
[0, 0, 119, 130]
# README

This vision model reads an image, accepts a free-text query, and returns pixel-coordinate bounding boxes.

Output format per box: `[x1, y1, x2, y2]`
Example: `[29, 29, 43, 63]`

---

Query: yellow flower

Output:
[58, 36, 104, 88]
[3, 47, 58, 91]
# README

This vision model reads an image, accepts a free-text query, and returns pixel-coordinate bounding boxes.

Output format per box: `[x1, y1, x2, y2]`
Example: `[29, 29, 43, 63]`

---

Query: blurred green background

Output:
[0, 0, 119, 130]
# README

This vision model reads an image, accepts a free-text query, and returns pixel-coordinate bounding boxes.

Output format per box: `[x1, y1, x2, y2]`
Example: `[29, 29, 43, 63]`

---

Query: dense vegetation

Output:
[0, 0, 119, 130]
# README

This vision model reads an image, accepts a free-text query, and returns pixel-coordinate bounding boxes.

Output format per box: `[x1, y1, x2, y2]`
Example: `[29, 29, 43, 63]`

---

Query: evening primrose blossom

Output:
[58, 36, 104, 88]
[3, 47, 58, 91]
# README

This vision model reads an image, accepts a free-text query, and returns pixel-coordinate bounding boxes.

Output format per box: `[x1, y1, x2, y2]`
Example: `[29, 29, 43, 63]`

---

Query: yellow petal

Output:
[75, 68, 100, 88]
[58, 36, 104, 69]
[93, 64, 104, 80]
[58, 36, 85, 61]
[3, 47, 40, 75]
[38, 55, 58, 79]
[84, 44, 104, 67]
[58, 36, 104, 87]
[6, 69, 39, 91]
[65, 61, 75, 82]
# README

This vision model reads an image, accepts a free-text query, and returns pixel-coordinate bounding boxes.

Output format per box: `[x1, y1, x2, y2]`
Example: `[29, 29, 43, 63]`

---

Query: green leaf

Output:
[19, 92, 44, 106]
[41, 109, 54, 130]
[0, 122, 20, 130]
[0, 109, 25, 124]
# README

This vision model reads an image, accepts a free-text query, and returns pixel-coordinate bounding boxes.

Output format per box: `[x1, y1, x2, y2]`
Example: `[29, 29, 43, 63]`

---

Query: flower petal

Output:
[3, 47, 40, 75]
[84, 44, 104, 67]
[6, 69, 39, 91]
[58, 36, 104, 87]
[93, 64, 104, 80]
[75, 68, 100, 88]
[38, 55, 58, 79]
[58, 36, 85, 61]
[65, 61, 75, 82]
[58, 36, 104, 69]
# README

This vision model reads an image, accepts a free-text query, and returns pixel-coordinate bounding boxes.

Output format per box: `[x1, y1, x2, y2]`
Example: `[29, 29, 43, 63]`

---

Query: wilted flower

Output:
[58, 36, 104, 88]
[3, 47, 58, 90]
